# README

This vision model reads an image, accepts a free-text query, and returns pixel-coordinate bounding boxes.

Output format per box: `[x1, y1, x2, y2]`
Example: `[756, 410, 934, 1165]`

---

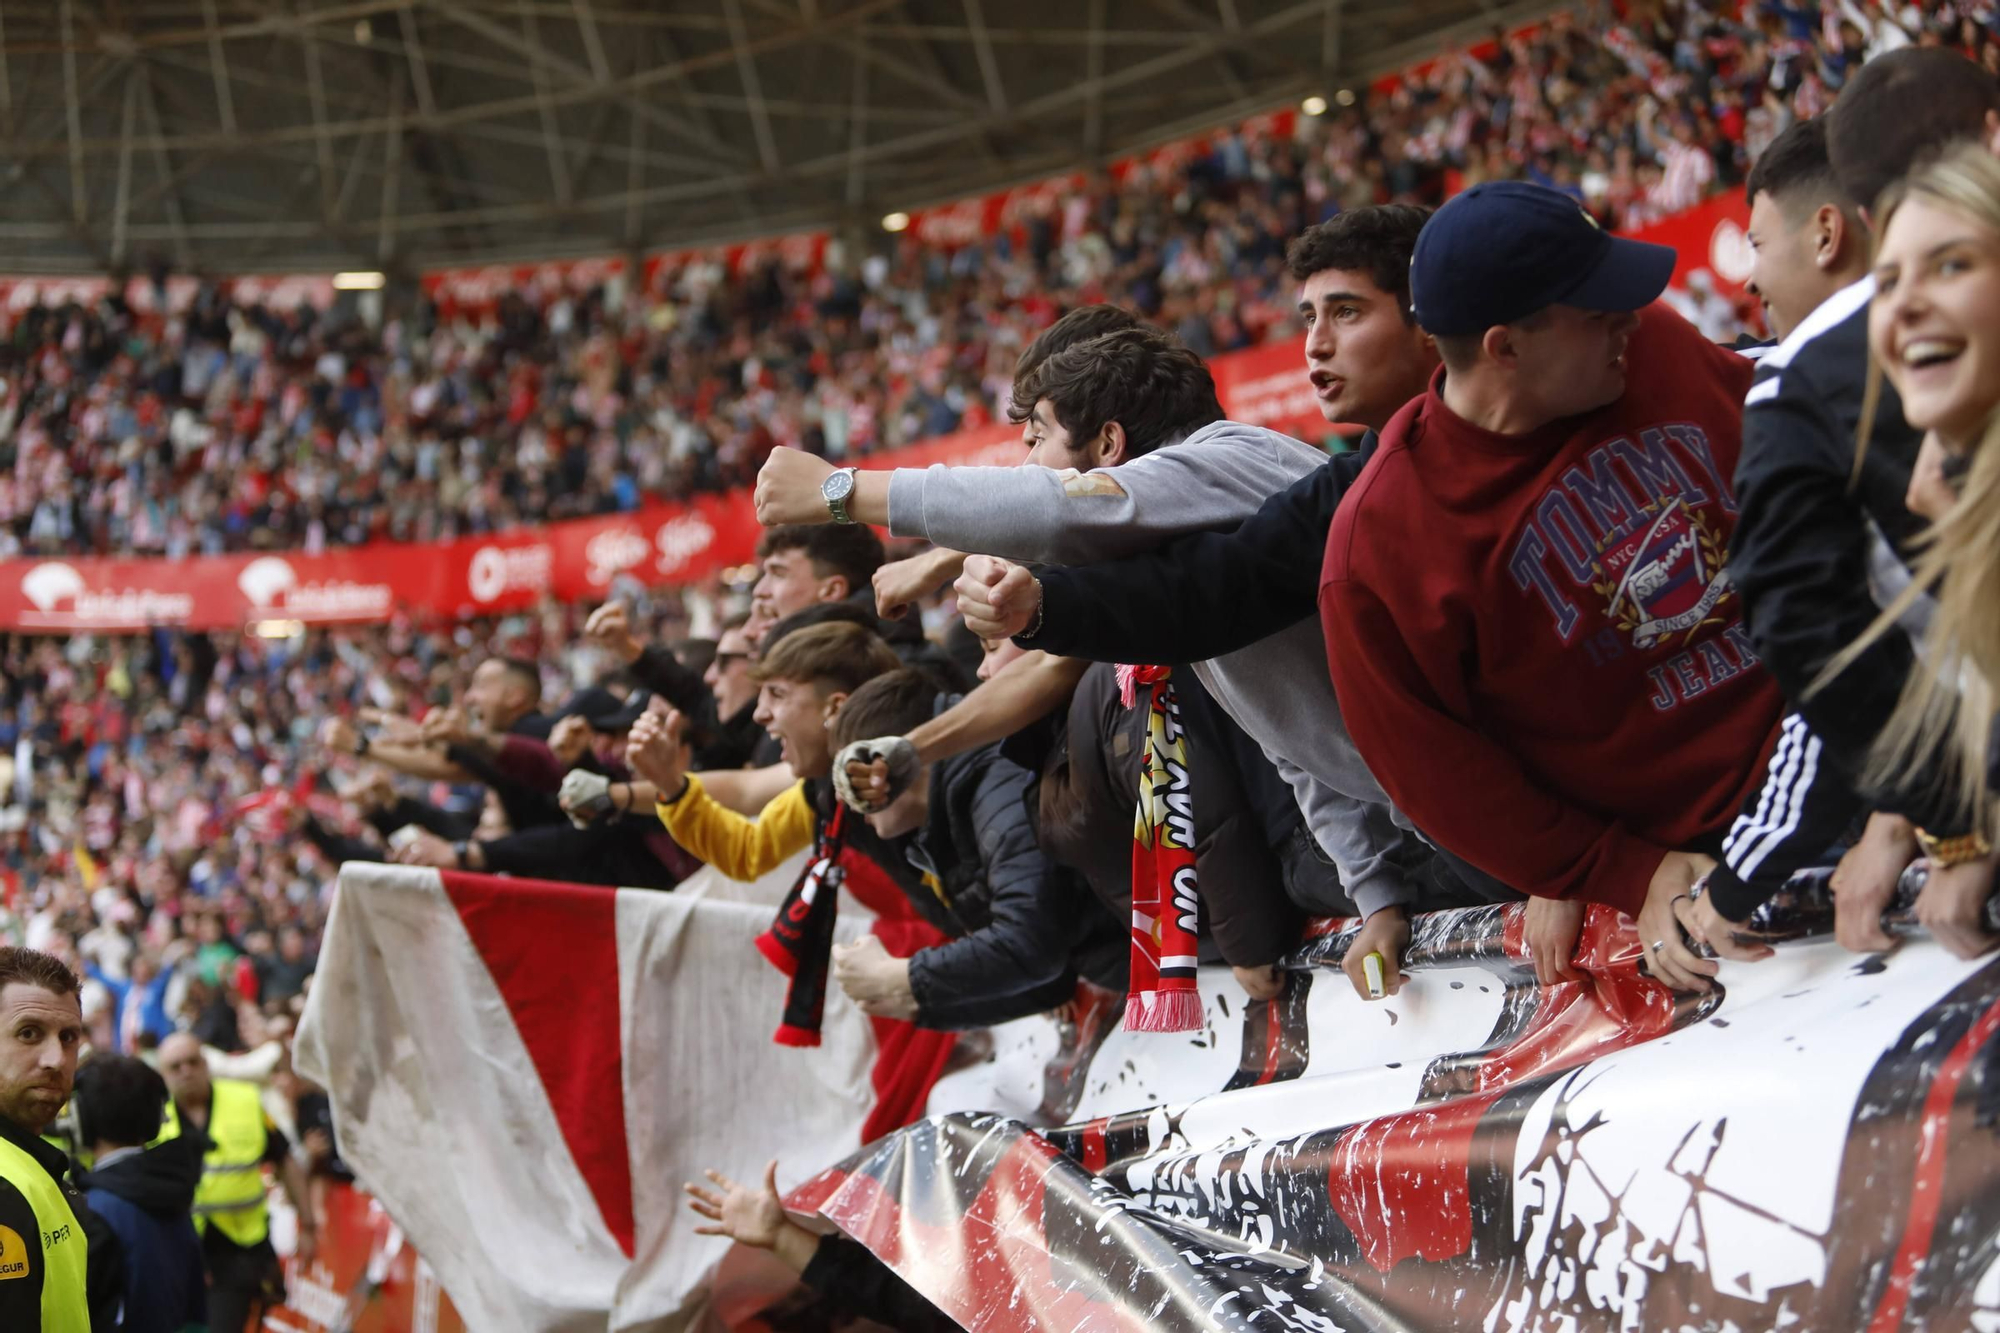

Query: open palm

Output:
[684, 1161, 787, 1250]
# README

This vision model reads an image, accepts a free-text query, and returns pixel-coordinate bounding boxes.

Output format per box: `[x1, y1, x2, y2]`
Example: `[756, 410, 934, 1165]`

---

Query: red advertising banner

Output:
[1627, 189, 1755, 297]
[0, 489, 767, 633]
[0, 273, 341, 330]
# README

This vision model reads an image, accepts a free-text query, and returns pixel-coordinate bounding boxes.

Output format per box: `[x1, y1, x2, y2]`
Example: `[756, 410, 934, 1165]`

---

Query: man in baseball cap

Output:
[1320, 181, 1785, 993]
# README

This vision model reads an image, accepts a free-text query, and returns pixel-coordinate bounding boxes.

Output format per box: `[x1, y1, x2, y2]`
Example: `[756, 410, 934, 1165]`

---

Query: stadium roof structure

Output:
[0, 0, 1560, 276]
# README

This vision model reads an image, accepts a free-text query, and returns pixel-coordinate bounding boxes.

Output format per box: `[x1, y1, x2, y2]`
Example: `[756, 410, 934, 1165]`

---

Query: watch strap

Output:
[1916, 827, 1994, 868]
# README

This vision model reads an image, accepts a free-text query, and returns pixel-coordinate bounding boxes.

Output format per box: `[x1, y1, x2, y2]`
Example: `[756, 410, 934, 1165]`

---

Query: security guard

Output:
[156, 1033, 317, 1333]
[0, 947, 94, 1331]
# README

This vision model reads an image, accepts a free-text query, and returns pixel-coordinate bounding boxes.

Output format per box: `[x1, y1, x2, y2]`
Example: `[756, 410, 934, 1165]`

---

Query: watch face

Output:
[823, 470, 855, 502]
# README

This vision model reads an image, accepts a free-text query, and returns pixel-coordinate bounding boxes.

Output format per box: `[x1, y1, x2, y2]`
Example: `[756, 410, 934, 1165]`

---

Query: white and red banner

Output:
[291, 855, 893, 1331]
[301, 863, 2000, 1331]
[798, 896, 2000, 1331]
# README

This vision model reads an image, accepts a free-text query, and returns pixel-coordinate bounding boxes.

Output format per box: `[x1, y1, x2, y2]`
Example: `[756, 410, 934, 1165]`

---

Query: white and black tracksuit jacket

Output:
[1708, 278, 1972, 921]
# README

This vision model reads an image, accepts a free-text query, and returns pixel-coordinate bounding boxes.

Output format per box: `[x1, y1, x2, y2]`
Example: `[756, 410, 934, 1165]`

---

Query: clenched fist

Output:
[955, 555, 1040, 641]
[874, 549, 964, 621]
[627, 709, 692, 797]
[584, 601, 645, 664]
[754, 447, 837, 526]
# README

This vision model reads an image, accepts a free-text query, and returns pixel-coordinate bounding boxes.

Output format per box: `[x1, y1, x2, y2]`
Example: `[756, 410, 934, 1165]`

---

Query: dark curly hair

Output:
[1031, 326, 1223, 459]
[1285, 205, 1433, 322]
[1008, 304, 1149, 424]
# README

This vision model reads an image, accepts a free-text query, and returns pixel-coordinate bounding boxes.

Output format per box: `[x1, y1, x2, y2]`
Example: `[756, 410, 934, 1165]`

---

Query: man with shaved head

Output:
[158, 1031, 317, 1333]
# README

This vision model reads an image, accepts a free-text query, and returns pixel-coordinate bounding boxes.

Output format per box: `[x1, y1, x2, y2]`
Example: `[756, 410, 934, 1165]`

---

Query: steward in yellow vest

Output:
[156, 1033, 318, 1333]
[0, 949, 97, 1332]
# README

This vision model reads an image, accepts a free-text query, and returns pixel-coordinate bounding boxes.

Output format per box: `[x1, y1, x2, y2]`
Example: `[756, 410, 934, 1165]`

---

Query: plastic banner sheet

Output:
[789, 897, 2000, 1331]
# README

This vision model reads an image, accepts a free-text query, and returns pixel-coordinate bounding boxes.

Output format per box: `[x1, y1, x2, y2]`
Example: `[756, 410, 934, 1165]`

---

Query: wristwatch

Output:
[1915, 827, 1993, 868]
[822, 467, 860, 525]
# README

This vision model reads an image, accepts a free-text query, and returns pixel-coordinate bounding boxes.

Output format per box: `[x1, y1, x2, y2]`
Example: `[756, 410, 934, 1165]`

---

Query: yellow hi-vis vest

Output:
[0, 1130, 88, 1333]
[159, 1080, 271, 1247]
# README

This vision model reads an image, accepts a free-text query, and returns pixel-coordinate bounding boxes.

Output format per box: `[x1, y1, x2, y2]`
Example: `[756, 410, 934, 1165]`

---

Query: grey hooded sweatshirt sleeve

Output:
[885, 421, 1330, 566]
[886, 419, 1420, 921]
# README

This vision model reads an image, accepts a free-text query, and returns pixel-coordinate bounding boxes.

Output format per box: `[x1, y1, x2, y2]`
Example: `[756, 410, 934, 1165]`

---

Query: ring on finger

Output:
[1651, 938, 1670, 955]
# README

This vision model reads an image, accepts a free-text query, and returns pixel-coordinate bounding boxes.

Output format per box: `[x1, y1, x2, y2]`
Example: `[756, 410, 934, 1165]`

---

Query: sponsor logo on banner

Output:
[654, 513, 717, 578]
[237, 556, 394, 620]
[1710, 218, 1754, 286]
[585, 527, 652, 587]
[467, 544, 554, 604]
[18, 561, 195, 627]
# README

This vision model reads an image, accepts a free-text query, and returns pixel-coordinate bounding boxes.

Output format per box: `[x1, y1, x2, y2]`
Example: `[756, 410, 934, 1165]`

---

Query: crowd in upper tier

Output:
[7, 0, 1996, 560]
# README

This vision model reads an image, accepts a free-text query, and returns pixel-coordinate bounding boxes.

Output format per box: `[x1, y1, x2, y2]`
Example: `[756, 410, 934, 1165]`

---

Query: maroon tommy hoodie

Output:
[1320, 304, 1782, 917]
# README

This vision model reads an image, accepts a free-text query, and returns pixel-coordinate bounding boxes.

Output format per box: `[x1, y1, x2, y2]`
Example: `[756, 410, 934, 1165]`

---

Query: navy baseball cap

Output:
[1409, 182, 1677, 337]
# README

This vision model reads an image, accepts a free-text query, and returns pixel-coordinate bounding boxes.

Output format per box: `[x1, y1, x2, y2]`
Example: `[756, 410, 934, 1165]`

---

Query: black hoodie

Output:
[77, 1133, 208, 1333]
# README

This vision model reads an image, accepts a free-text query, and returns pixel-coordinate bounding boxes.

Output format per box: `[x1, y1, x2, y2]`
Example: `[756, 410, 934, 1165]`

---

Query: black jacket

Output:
[800, 1234, 956, 1331]
[76, 1137, 208, 1333]
[629, 644, 763, 771]
[1712, 282, 1968, 916]
[898, 723, 1109, 1029]
[1039, 665, 1312, 969]
[1029, 438, 1374, 667]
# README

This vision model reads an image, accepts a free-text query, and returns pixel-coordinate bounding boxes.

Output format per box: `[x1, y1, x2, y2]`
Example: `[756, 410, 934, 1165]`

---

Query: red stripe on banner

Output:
[1079, 1119, 1109, 1174]
[1257, 996, 1286, 1086]
[1866, 989, 2000, 1333]
[439, 870, 637, 1257]
[1325, 1089, 1500, 1272]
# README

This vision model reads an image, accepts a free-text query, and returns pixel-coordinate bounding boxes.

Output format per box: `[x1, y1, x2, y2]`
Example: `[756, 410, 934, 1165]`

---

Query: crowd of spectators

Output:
[7, 0, 1999, 562]
[0, 3, 1994, 1327]
[0, 582, 721, 1050]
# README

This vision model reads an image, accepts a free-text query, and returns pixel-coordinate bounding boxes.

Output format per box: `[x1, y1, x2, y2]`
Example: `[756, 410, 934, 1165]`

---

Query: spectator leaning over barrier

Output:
[319, 655, 563, 834]
[1692, 49, 2000, 961]
[0, 947, 98, 1333]
[1813, 144, 2000, 950]
[765, 321, 1445, 940]
[823, 669, 1120, 1028]
[866, 303, 1150, 624]
[950, 209, 1524, 997]
[629, 622, 905, 886]
[72, 1054, 207, 1333]
[156, 1031, 316, 1333]
[1744, 117, 1872, 342]
[1320, 181, 1784, 995]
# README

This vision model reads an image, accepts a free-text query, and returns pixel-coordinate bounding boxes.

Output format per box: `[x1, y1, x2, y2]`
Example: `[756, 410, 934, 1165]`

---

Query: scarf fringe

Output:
[1123, 988, 1204, 1033]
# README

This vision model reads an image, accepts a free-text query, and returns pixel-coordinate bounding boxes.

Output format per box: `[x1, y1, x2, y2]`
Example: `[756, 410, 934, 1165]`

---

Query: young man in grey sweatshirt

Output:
[753, 208, 1498, 999]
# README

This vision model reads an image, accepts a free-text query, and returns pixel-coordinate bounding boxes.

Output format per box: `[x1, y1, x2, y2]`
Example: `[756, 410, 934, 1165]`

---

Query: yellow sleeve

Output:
[658, 776, 815, 880]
